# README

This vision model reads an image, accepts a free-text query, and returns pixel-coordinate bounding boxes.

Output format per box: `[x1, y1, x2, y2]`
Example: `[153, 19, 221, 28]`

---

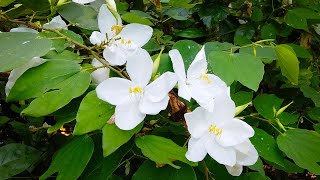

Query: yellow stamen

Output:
[129, 86, 143, 93]
[200, 70, 211, 84]
[111, 25, 124, 35]
[121, 38, 125, 44]
[209, 125, 223, 136]
[127, 40, 132, 44]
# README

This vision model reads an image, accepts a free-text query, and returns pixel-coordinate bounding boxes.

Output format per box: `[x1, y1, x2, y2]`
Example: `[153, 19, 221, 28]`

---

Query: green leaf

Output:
[0, 0, 15, 7]
[314, 123, 320, 133]
[248, 157, 265, 175]
[261, 24, 278, 39]
[135, 135, 197, 168]
[250, 128, 285, 167]
[58, 2, 99, 30]
[171, 40, 201, 69]
[285, 8, 320, 30]
[268, 159, 304, 173]
[132, 160, 197, 180]
[152, 53, 174, 74]
[0, 32, 51, 72]
[169, 0, 196, 8]
[163, 7, 192, 20]
[81, 135, 132, 180]
[275, 44, 300, 84]
[287, 44, 312, 59]
[231, 91, 253, 106]
[240, 47, 276, 64]
[198, 5, 228, 29]
[204, 42, 234, 54]
[308, 107, 320, 122]
[0, 143, 41, 180]
[74, 91, 115, 135]
[22, 71, 90, 117]
[235, 172, 270, 180]
[143, 39, 162, 52]
[204, 156, 234, 180]
[44, 50, 82, 62]
[278, 112, 299, 125]
[121, 12, 154, 26]
[277, 129, 320, 174]
[235, 25, 255, 40]
[251, 7, 263, 22]
[300, 85, 320, 107]
[18, 0, 50, 11]
[102, 123, 142, 157]
[253, 94, 283, 119]
[40, 136, 94, 180]
[207, 51, 264, 91]
[175, 28, 206, 38]
[8, 60, 81, 101]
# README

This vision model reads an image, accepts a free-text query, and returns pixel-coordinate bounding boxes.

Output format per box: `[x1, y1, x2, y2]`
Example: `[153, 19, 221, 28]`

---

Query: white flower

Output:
[90, 4, 153, 66]
[184, 95, 254, 166]
[72, 0, 96, 4]
[225, 140, 259, 176]
[169, 46, 229, 112]
[43, 15, 67, 30]
[6, 57, 46, 97]
[96, 48, 177, 130]
[91, 58, 110, 84]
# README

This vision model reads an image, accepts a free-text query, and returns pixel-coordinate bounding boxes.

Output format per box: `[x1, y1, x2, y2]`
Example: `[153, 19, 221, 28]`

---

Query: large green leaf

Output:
[40, 136, 94, 180]
[135, 135, 197, 168]
[18, 0, 50, 11]
[277, 129, 320, 174]
[275, 44, 299, 84]
[253, 94, 283, 119]
[58, 2, 99, 30]
[0, 32, 51, 72]
[121, 12, 154, 26]
[171, 40, 201, 69]
[308, 107, 320, 122]
[7, 60, 80, 101]
[240, 47, 276, 64]
[22, 71, 90, 117]
[132, 160, 197, 180]
[81, 135, 132, 180]
[73, 91, 115, 135]
[285, 8, 320, 30]
[235, 172, 270, 180]
[208, 51, 264, 91]
[102, 123, 142, 157]
[250, 128, 285, 167]
[0, 0, 15, 7]
[0, 143, 41, 180]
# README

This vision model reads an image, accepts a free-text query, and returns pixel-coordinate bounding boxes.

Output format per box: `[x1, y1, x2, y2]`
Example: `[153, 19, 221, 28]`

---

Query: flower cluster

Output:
[87, 2, 258, 176]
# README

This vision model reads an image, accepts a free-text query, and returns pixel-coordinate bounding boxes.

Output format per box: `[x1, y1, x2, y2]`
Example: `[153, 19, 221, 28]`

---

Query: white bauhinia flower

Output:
[43, 15, 67, 30]
[96, 48, 178, 130]
[5, 57, 46, 97]
[169, 46, 229, 112]
[91, 58, 110, 84]
[184, 95, 254, 166]
[90, 4, 153, 65]
[225, 140, 259, 176]
[72, 0, 96, 4]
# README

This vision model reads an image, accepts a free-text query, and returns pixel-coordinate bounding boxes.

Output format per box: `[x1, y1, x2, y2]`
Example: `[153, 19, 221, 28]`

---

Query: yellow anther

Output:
[111, 25, 124, 35]
[129, 86, 143, 93]
[127, 40, 132, 44]
[200, 70, 211, 84]
[209, 125, 223, 136]
[121, 38, 125, 44]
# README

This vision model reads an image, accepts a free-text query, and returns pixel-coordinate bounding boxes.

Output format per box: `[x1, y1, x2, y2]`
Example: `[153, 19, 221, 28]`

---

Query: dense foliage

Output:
[1, 0, 320, 179]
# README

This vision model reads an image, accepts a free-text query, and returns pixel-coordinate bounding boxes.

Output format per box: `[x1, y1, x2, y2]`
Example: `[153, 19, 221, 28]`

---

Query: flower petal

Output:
[139, 95, 169, 115]
[118, 24, 153, 47]
[91, 58, 110, 84]
[235, 140, 258, 166]
[5, 57, 46, 97]
[187, 46, 207, 79]
[184, 107, 210, 139]
[43, 15, 67, 30]
[90, 31, 107, 45]
[185, 137, 207, 162]
[103, 45, 127, 66]
[98, 4, 117, 36]
[169, 49, 186, 82]
[72, 0, 96, 4]
[96, 77, 132, 106]
[126, 48, 153, 87]
[205, 136, 236, 166]
[216, 118, 254, 147]
[211, 94, 236, 123]
[178, 80, 191, 101]
[225, 164, 243, 176]
[144, 72, 177, 102]
[115, 101, 146, 130]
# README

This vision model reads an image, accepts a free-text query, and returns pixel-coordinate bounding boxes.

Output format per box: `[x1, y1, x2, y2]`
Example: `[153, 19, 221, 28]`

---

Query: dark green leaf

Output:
[253, 94, 283, 119]
[175, 28, 206, 38]
[308, 107, 320, 122]
[300, 85, 320, 107]
[171, 40, 201, 69]
[235, 172, 270, 180]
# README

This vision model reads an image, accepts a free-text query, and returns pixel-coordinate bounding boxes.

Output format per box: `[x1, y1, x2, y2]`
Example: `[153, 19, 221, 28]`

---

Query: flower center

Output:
[209, 125, 223, 136]
[111, 25, 124, 35]
[120, 38, 132, 45]
[129, 86, 143, 94]
[200, 70, 211, 84]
